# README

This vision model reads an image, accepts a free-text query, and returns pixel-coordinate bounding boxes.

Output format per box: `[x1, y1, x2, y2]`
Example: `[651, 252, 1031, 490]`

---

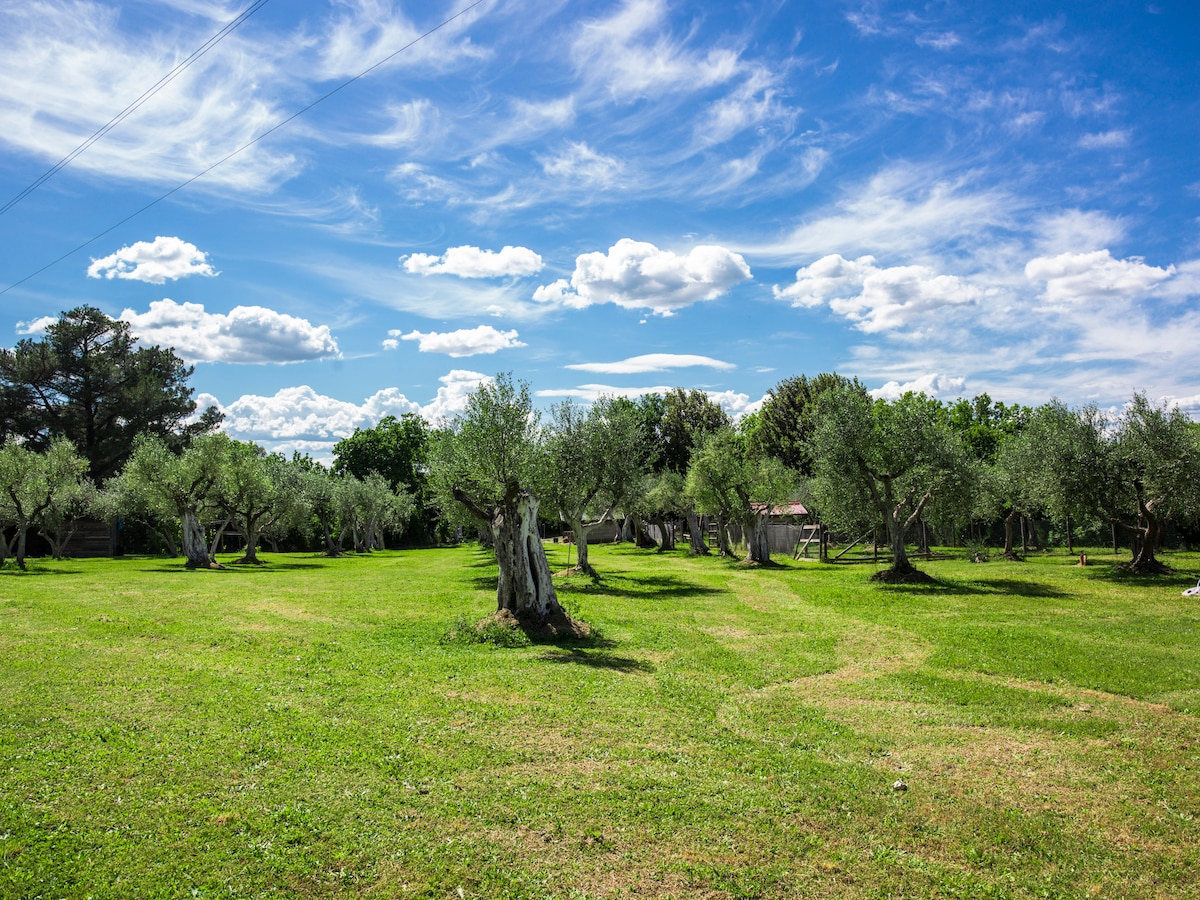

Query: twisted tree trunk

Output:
[1129, 488, 1168, 573]
[744, 514, 771, 564]
[181, 507, 216, 568]
[455, 486, 562, 618]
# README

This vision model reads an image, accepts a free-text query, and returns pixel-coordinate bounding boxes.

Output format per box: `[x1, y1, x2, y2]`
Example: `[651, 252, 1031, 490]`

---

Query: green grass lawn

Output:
[1, 543, 1198, 899]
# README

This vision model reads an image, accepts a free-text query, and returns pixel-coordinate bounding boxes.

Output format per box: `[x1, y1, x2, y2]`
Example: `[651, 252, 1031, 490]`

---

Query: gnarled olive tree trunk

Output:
[455, 486, 561, 618]
[713, 514, 732, 556]
[685, 508, 710, 555]
[744, 514, 772, 564]
[1129, 486, 1168, 573]
[181, 506, 217, 569]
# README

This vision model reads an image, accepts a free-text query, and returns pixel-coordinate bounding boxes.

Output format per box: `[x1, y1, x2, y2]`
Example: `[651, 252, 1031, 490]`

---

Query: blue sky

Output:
[2, 0, 1197, 459]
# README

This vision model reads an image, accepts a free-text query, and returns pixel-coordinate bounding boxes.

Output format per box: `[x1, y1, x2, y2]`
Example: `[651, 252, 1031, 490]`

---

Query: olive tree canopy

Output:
[811, 388, 970, 581]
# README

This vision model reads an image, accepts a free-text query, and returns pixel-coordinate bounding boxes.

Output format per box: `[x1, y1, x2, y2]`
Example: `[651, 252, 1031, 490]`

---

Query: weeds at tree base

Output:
[442, 608, 594, 647]
[443, 613, 532, 648]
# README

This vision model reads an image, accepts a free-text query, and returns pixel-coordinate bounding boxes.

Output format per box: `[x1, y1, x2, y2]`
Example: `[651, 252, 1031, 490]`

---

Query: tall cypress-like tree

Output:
[0, 306, 219, 482]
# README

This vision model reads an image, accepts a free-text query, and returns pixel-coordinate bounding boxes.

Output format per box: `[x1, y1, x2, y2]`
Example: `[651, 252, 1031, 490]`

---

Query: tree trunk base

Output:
[737, 557, 779, 569]
[481, 608, 592, 640]
[231, 555, 266, 565]
[1122, 558, 1173, 575]
[556, 562, 600, 581]
[870, 565, 936, 584]
[185, 559, 225, 570]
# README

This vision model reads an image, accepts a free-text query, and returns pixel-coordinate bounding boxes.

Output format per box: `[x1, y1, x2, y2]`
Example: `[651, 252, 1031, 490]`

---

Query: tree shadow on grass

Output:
[465, 571, 727, 602]
[555, 573, 726, 602]
[1088, 565, 1197, 587]
[144, 560, 330, 574]
[874, 576, 1071, 600]
[537, 647, 654, 673]
[0, 564, 84, 577]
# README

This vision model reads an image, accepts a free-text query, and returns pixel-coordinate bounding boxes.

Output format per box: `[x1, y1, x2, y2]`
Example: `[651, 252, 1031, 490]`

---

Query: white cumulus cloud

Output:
[205, 371, 492, 457]
[566, 353, 734, 374]
[1025, 250, 1175, 306]
[535, 238, 752, 317]
[775, 254, 984, 332]
[391, 325, 526, 357]
[88, 236, 217, 284]
[401, 245, 543, 278]
[218, 385, 420, 443]
[421, 369, 492, 425]
[708, 389, 765, 420]
[871, 373, 966, 401]
[15, 315, 57, 336]
[119, 299, 339, 364]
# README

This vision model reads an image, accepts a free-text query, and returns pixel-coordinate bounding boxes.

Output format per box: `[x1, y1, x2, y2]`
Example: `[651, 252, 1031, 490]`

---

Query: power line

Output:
[0, 0, 272, 217]
[0, 0, 491, 298]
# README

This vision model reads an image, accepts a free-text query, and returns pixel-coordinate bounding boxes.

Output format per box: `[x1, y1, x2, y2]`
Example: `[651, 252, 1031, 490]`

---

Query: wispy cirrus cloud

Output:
[538, 142, 623, 188]
[0, 1, 297, 192]
[315, 0, 488, 81]
[1077, 129, 1131, 150]
[571, 0, 741, 100]
[747, 163, 1019, 264]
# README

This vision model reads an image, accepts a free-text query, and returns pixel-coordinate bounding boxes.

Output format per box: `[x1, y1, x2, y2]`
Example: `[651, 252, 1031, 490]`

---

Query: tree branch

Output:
[452, 486, 493, 524]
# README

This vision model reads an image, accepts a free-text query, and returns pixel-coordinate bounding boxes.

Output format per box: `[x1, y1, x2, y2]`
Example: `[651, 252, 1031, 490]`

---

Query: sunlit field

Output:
[2, 543, 1198, 899]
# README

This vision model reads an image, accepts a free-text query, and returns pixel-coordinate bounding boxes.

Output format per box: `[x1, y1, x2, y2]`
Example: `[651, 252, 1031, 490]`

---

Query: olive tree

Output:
[430, 374, 565, 623]
[685, 426, 794, 563]
[212, 443, 308, 564]
[0, 438, 89, 569]
[543, 396, 646, 577]
[654, 388, 731, 554]
[1111, 393, 1200, 572]
[121, 432, 231, 568]
[811, 388, 969, 581]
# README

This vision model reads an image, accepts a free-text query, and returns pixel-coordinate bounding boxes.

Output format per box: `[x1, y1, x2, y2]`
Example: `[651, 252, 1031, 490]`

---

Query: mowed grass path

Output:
[1, 544, 1198, 899]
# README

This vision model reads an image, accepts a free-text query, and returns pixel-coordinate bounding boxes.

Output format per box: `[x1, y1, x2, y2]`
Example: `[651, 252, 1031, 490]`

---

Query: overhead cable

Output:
[0, 0, 491, 297]
[0, 0, 273, 217]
